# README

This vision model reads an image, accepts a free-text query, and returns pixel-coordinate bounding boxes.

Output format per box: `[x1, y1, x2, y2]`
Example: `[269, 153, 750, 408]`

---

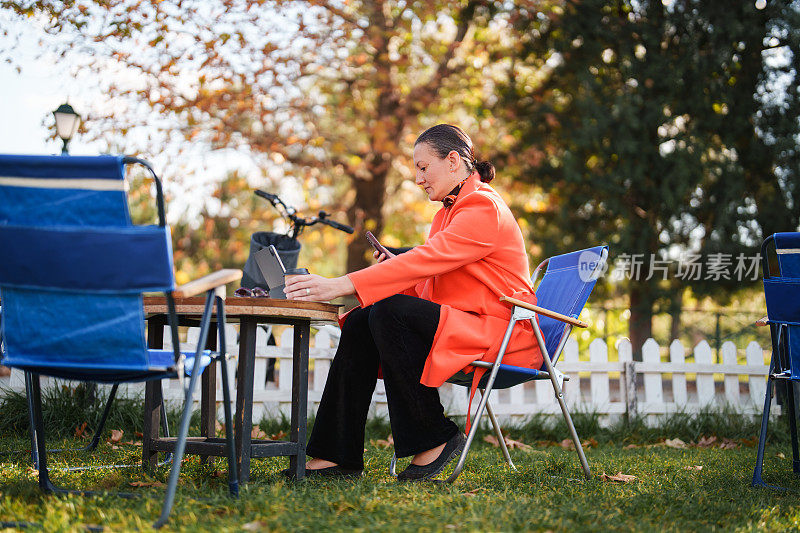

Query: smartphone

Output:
[366, 231, 391, 257]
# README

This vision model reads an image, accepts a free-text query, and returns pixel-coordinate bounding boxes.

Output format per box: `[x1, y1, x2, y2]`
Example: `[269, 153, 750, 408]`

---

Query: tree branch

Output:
[314, 2, 365, 29]
[401, 1, 479, 114]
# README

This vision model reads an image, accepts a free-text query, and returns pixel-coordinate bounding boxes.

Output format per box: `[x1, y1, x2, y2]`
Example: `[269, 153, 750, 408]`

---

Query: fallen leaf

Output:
[484, 434, 532, 451]
[777, 452, 787, 459]
[601, 472, 637, 483]
[505, 437, 532, 451]
[684, 465, 703, 471]
[741, 437, 759, 447]
[463, 487, 486, 497]
[134, 431, 144, 438]
[110, 429, 124, 443]
[242, 521, 268, 531]
[664, 438, 687, 449]
[269, 430, 287, 441]
[74, 422, 88, 439]
[212, 469, 227, 478]
[696, 436, 717, 448]
[718, 438, 738, 450]
[582, 438, 599, 449]
[251, 427, 267, 440]
[623, 444, 640, 449]
[331, 500, 356, 514]
[559, 438, 575, 449]
[371, 435, 394, 448]
[484, 434, 500, 447]
[129, 481, 165, 488]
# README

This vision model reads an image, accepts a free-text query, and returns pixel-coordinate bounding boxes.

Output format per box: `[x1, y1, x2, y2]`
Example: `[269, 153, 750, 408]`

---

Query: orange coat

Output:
[346, 173, 543, 388]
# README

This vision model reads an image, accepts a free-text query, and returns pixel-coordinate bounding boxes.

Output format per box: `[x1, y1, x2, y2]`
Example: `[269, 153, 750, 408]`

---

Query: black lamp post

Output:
[52, 103, 81, 155]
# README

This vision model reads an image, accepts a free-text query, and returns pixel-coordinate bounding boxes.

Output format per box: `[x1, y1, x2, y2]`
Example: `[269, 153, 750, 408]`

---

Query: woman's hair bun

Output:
[475, 161, 495, 183]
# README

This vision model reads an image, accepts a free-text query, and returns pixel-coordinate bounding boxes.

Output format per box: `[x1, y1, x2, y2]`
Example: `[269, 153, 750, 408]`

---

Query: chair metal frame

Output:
[1, 307, 174, 472]
[0, 376, 174, 471]
[390, 247, 607, 482]
[0, 156, 240, 528]
[752, 233, 800, 489]
[1, 306, 172, 470]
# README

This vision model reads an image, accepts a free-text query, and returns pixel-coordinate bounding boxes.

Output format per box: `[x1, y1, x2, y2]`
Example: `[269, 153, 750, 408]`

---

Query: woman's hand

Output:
[284, 274, 355, 302]
[373, 249, 396, 263]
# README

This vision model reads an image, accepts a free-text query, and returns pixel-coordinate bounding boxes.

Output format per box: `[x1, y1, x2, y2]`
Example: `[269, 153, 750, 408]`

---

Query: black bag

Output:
[241, 231, 301, 289]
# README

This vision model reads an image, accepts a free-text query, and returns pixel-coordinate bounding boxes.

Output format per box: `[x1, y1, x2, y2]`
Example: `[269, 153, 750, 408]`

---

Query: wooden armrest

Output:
[755, 316, 769, 327]
[172, 269, 242, 298]
[499, 296, 589, 328]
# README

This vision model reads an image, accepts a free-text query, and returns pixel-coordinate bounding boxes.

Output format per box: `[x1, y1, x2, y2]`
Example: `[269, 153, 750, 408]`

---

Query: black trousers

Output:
[306, 294, 460, 469]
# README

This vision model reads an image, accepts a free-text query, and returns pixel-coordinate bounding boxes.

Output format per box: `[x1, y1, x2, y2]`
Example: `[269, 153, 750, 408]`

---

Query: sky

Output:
[0, 36, 102, 156]
[0, 18, 276, 223]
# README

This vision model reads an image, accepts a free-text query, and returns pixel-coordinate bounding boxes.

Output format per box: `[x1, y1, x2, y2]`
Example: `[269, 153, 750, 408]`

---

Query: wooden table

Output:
[142, 296, 340, 483]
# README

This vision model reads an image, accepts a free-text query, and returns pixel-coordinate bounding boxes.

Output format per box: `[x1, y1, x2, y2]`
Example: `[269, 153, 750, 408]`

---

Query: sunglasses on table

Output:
[234, 287, 270, 298]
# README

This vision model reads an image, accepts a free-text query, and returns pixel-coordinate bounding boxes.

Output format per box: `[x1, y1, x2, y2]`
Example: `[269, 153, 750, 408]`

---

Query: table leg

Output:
[143, 316, 166, 472]
[235, 317, 257, 484]
[200, 326, 218, 465]
[290, 321, 310, 480]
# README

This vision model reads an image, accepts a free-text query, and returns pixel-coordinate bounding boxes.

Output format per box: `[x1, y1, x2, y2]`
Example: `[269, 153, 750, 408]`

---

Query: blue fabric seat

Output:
[0, 154, 241, 529]
[753, 232, 800, 489]
[391, 245, 608, 482]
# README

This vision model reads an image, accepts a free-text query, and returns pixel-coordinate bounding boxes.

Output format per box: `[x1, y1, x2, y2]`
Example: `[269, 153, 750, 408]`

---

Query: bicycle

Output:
[241, 190, 353, 289]
[241, 191, 353, 381]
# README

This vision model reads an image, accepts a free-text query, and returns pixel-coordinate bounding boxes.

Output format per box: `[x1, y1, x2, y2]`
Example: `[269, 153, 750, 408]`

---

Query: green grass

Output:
[2, 386, 800, 531]
[0, 383, 193, 440]
[1, 382, 791, 448]
[1, 435, 800, 532]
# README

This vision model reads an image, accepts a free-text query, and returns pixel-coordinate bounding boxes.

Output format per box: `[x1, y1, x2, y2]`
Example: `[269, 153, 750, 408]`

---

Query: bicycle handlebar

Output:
[318, 215, 354, 234]
[254, 190, 280, 204]
[254, 190, 353, 235]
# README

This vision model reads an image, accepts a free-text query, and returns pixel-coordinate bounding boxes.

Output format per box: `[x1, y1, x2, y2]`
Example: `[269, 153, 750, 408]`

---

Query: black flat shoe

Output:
[397, 433, 467, 482]
[281, 465, 363, 480]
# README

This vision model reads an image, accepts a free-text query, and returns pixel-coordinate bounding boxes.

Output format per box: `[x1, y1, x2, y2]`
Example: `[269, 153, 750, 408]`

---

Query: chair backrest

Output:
[763, 232, 800, 328]
[0, 154, 175, 374]
[447, 244, 608, 389]
[774, 233, 800, 278]
[762, 232, 800, 380]
[534, 245, 608, 361]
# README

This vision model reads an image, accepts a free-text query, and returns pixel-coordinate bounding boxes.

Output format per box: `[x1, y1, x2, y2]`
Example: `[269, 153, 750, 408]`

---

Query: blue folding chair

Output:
[0, 154, 241, 528]
[753, 232, 800, 489]
[390, 245, 608, 482]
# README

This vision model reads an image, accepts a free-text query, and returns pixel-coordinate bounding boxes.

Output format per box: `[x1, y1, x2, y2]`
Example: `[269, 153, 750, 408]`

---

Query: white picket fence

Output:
[0, 325, 774, 425]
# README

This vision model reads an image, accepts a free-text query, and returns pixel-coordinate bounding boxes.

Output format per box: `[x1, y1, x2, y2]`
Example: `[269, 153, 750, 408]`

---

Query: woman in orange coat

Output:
[284, 124, 543, 480]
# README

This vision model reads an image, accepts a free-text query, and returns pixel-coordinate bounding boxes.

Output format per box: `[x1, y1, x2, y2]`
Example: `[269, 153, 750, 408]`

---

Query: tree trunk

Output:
[669, 286, 683, 343]
[629, 278, 654, 361]
[343, 3, 401, 274]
